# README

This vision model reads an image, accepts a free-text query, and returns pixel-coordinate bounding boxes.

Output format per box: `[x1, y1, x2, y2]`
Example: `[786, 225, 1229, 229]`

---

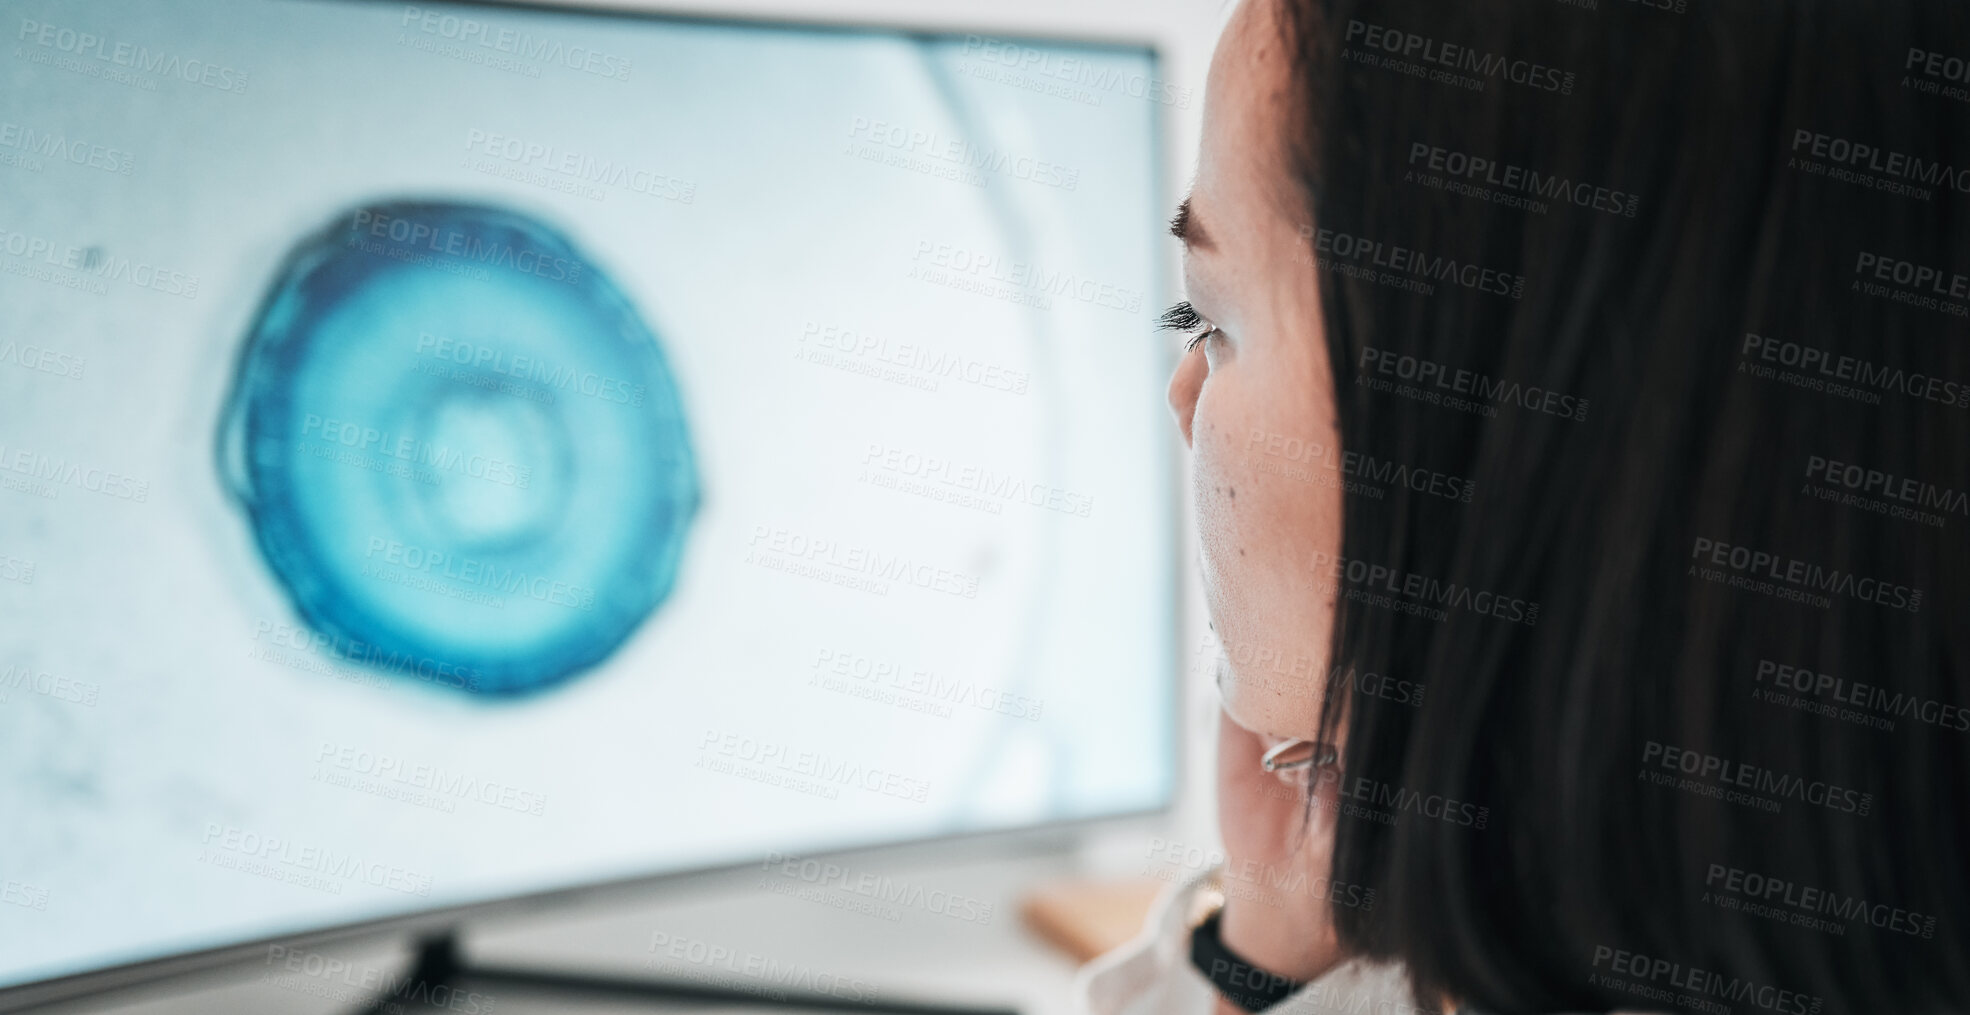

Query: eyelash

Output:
[1158, 300, 1220, 353]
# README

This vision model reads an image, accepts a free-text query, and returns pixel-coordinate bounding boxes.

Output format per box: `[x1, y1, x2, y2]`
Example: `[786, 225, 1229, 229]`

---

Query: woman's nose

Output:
[1166, 343, 1205, 448]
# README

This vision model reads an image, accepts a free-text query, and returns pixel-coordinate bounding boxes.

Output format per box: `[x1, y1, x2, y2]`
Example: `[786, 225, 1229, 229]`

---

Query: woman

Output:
[1082, 0, 1969, 1012]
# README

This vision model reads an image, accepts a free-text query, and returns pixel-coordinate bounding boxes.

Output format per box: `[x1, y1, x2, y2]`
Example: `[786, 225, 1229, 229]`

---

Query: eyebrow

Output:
[1170, 197, 1213, 250]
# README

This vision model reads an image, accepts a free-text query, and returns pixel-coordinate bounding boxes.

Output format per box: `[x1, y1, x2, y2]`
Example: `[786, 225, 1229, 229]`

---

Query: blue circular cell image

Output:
[219, 201, 698, 697]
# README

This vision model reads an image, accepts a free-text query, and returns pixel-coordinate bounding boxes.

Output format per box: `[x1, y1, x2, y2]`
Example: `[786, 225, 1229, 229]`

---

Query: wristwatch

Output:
[1185, 883, 1308, 1012]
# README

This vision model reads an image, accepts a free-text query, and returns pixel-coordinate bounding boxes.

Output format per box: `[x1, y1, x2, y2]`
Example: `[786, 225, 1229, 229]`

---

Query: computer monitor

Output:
[0, 0, 1176, 998]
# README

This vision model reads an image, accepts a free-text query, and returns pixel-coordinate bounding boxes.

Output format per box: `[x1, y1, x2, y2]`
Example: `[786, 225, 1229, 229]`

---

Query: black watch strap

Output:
[1188, 909, 1308, 1012]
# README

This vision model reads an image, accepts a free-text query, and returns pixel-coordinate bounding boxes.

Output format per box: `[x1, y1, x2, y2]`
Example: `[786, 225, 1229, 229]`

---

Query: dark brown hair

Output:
[1283, 1, 1970, 1011]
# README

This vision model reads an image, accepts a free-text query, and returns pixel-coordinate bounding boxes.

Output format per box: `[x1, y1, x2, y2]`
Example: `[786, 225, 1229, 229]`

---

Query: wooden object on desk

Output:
[1020, 878, 1165, 963]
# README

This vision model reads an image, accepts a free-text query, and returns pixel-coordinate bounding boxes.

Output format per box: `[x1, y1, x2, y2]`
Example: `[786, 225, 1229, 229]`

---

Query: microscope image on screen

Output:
[0, 0, 1173, 991]
[216, 202, 700, 696]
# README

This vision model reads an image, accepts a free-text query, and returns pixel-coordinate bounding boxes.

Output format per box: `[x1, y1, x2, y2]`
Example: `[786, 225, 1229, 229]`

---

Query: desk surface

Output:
[36, 833, 1124, 1015]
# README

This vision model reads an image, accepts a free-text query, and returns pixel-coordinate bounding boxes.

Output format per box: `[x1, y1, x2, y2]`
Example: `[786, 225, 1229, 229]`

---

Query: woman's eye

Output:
[1158, 300, 1221, 353]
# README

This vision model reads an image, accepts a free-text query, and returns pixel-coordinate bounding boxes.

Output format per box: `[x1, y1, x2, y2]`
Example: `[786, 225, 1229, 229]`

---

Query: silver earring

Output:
[1260, 738, 1338, 773]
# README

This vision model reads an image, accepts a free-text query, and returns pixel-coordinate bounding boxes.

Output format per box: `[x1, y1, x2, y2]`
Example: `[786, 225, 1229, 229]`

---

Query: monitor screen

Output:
[0, 0, 1174, 989]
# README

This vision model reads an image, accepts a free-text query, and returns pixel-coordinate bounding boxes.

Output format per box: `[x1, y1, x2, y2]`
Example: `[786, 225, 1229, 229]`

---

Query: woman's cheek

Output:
[1192, 386, 1340, 737]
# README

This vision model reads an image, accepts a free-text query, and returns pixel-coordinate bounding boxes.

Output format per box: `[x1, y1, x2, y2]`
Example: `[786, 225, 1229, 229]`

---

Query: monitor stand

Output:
[348, 932, 1021, 1015]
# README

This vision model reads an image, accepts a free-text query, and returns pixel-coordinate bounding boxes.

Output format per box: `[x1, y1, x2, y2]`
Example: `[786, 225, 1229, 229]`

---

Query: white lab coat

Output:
[1071, 864, 1426, 1015]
